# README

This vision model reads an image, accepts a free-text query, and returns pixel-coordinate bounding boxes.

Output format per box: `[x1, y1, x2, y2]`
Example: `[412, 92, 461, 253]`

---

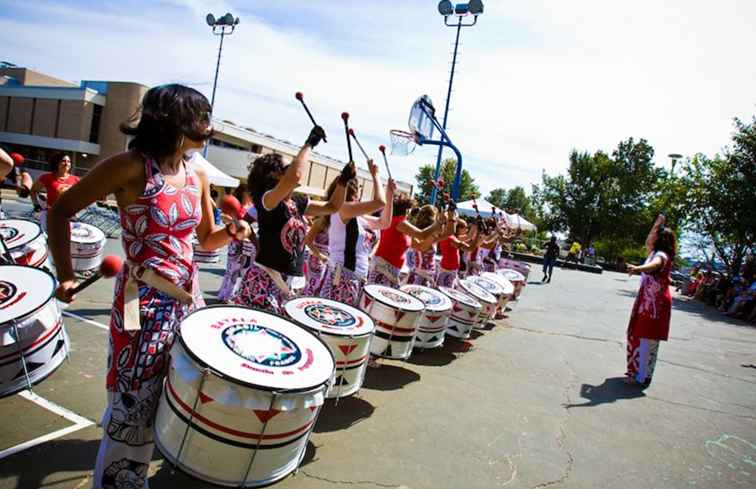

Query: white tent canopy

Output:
[456, 199, 537, 232]
[187, 153, 240, 188]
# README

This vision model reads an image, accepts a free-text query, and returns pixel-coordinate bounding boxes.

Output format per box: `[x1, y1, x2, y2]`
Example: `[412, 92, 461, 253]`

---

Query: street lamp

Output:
[668, 153, 683, 177]
[431, 1, 484, 205]
[204, 12, 240, 156]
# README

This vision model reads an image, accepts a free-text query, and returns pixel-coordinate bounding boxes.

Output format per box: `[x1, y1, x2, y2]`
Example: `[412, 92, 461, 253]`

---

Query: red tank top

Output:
[375, 216, 411, 268]
[439, 237, 460, 270]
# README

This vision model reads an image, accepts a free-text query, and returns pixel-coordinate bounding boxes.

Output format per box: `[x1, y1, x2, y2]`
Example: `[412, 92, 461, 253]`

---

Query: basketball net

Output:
[390, 129, 417, 156]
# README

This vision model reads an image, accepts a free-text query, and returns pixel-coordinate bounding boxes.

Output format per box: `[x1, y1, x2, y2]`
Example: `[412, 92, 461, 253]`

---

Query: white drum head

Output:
[401, 285, 452, 312]
[284, 298, 374, 337]
[459, 279, 497, 305]
[70, 222, 105, 244]
[499, 269, 526, 283]
[468, 275, 506, 296]
[482, 272, 515, 295]
[0, 219, 43, 250]
[179, 306, 334, 392]
[439, 286, 481, 310]
[362, 284, 424, 312]
[0, 265, 55, 323]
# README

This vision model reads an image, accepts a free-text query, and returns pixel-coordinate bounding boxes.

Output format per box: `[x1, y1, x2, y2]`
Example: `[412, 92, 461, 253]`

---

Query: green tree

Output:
[414, 158, 480, 205]
[486, 186, 535, 221]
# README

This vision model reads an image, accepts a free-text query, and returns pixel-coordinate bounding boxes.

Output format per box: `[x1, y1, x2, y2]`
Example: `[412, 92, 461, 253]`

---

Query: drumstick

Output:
[348, 128, 370, 161]
[71, 255, 122, 295]
[378, 145, 393, 179]
[0, 234, 14, 265]
[294, 92, 326, 143]
[341, 112, 354, 164]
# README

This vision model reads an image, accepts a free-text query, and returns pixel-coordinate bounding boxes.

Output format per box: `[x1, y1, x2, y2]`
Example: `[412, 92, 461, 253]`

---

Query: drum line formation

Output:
[0, 212, 531, 487]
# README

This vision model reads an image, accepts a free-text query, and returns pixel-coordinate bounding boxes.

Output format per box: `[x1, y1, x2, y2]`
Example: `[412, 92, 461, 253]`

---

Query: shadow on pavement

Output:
[0, 437, 99, 489]
[362, 364, 420, 391]
[527, 281, 545, 286]
[150, 441, 316, 487]
[406, 346, 458, 367]
[563, 377, 647, 409]
[314, 396, 375, 433]
[443, 339, 475, 353]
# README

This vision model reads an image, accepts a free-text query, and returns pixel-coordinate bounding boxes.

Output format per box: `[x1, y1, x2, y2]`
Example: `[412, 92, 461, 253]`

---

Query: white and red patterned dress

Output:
[94, 157, 202, 489]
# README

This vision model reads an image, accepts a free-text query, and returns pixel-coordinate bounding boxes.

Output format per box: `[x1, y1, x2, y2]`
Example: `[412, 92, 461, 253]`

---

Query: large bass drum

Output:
[284, 297, 374, 399]
[0, 265, 66, 397]
[0, 219, 50, 269]
[359, 284, 424, 360]
[155, 306, 334, 487]
[400, 285, 452, 349]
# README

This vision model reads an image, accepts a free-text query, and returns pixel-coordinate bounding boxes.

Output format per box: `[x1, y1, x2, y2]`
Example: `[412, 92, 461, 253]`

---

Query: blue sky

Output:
[1, 0, 755, 197]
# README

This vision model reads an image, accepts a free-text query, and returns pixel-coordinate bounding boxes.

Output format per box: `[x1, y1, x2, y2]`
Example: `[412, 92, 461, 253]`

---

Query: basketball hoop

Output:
[390, 129, 417, 156]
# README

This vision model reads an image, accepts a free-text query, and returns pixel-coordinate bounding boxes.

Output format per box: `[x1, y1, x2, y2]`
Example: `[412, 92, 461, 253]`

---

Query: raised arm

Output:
[645, 214, 666, 254]
[0, 148, 13, 181]
[338, 160, 386, 221]
[396, 213, 444, 240]
[304, 217, 328, 261]
[263, 127, 325, 211]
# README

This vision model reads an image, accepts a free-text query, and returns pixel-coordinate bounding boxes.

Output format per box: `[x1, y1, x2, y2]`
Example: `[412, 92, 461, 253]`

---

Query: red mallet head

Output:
[341, 112, 349, 122]
[9, 153, 24, 166]
[100, 255, 123, 278]
[379, 144, 386, 154]
[295, 91, 303, 101]
[348, 128, 355, 136]
[220, 195, 242, 217]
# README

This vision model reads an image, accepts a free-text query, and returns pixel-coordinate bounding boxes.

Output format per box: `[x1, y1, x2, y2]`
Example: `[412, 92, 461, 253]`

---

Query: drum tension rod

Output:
[240, 391, 280, 487]
[174, 367, 210, 473]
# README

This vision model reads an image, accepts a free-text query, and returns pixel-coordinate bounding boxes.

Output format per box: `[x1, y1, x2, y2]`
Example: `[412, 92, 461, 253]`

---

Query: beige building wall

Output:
[7, 97, 33, 134]
[32, 99, 58, 138]
[0, 68, 75, 87]
[57, 100, 92, 141]
[95, 82, 149, 165]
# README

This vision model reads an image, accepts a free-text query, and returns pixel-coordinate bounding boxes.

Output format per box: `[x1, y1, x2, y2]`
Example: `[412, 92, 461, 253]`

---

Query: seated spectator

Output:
[725, 279, 756, 318]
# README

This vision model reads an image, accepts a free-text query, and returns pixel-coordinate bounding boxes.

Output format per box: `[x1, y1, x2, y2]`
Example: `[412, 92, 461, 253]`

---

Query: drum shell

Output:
[445, 299, 479, 339]
[359, 290, 422, 360]
[481, 273, 514, 307]
[284, 305, 373, 399]
[6, 228, 50, 270]
[71, 240, 105, 271]
[457, 280, 497, 326]
[400, 285, 451, 349]
[498, 258, 531, 280]
[155, 340, 326, 487]
[0, 294, 66, 398]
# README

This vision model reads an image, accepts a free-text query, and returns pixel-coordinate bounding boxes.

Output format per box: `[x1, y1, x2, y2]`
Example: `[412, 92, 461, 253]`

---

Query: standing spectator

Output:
[31, 152, 80, 230]
[585, 243, 596, 266]
[542, 236, 560, 283]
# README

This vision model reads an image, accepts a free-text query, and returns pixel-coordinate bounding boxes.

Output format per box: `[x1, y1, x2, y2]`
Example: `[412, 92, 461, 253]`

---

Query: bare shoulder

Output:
[191, 163, 209, 186]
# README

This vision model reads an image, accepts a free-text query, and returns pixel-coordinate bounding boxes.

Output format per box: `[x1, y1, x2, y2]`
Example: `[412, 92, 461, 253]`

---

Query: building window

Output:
[89, 104, 102, 144]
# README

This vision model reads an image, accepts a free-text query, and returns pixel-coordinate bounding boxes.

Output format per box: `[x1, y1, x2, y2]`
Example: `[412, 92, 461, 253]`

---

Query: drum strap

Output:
[123, 262, 194, 332]
[256, 262, 294, 299]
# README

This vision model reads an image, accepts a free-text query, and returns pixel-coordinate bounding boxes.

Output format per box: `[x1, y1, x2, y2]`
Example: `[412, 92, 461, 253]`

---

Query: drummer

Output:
[235, 129, 352, 314]
[437, 217, 477, 288]
[47, 84, 250, 489]
[406, 205, 452, 286]
[31, 152, 80, 230]
[369, 196, 443, 287]
[217, 185, 254, 302]
[320, 159, 394, 305]
[0, 148, 33, 219]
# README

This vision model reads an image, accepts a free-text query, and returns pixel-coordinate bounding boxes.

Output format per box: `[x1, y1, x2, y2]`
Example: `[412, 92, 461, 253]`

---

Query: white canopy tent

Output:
[456, 199, 537, 232]
[187, 153, 240, 188]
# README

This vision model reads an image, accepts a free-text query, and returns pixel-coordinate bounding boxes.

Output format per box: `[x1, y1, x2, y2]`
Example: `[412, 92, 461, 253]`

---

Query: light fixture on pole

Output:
[668, 153, 683, 177]
[204, 12, 240, 156]
[431, 1, 484, 205]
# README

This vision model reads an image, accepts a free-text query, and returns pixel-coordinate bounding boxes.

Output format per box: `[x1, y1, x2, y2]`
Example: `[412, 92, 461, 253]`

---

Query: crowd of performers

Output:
[0, 83, 676, 488]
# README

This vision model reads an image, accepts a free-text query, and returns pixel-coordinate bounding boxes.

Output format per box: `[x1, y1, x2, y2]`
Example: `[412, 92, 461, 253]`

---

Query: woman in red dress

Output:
[625, 214, 676, 386]
[48, 84, 249, 489]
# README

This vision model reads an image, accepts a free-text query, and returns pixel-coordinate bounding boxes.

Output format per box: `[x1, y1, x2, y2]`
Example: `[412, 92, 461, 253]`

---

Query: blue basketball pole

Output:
[430, 17, 463, 206]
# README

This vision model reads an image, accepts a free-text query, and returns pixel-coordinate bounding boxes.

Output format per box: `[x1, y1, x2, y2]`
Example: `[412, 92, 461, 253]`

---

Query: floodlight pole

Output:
[204, 15, 239, 157]
[431, 13, 479, 205]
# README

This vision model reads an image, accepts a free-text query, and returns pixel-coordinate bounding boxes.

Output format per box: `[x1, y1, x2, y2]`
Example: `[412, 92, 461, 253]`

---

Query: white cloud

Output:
[1, 0, 754, 197]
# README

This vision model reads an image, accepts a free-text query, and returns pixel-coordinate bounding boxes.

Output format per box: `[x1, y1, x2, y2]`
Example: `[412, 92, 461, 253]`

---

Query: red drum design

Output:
[70, 221, 106, 272]
[155, 306, 334, 487]
[400, 285, 451, 349]
[0, 265, 66, 397]
[471, 274, 512, 312]
[498, 258, 530, 280]
[0, 219, 50, 269]
[284, 297, 374, 399]
[359, 284, 424, 360]
[499, 269, 526, 300]
[438, 286, 481, 339]
[458, 278, 497, 327]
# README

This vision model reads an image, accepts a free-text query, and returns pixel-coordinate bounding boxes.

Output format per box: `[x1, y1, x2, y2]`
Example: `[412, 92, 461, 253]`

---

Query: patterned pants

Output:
[368, 257, 400, 288]
[303, 253, 327, 296]
[407, 269, 435, 287]
[626, 334, 660, 385]
[217, 243, 243, 302]
[436, 268, 458, 288]
[235, 263, 289, 314]
[321, 265, 366, 307]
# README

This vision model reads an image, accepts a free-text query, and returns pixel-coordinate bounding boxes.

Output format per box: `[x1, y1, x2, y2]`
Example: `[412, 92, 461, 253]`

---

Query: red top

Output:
[38, 173, 80, 207]
[438, 237, 460, 270]
[375, 216, 412, 268]
[627, 251, 673, 341]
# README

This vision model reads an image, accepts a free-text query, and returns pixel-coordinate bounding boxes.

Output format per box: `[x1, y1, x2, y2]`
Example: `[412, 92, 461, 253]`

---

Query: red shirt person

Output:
[31, 152, 80, 229]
